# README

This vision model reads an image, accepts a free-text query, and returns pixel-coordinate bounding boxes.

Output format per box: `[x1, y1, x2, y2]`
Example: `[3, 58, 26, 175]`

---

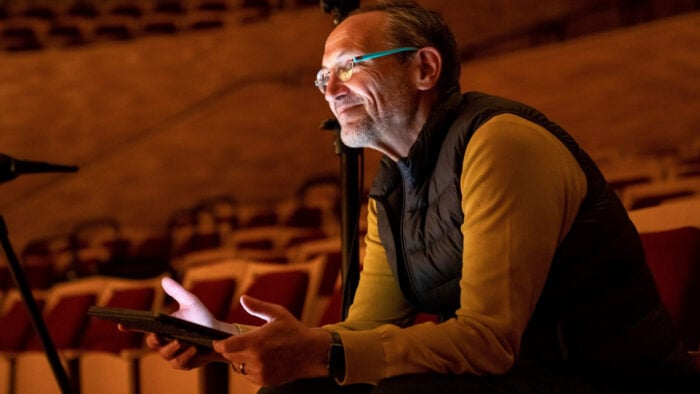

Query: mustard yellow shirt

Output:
[325, 113, 588, 384]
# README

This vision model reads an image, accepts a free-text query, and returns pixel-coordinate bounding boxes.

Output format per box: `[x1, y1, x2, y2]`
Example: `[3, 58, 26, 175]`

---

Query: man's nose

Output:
[324, 72, 347, 102]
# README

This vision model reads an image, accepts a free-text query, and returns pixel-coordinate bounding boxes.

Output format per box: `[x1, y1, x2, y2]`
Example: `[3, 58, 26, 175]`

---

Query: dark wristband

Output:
[327, 331, 346, 381]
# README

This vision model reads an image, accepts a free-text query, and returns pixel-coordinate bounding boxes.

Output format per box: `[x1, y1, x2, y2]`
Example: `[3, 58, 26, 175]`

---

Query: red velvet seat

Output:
[639, 226, 700, 367]
[0, 292, 45, 351]
[78, 276, 166, 394]
[227, 269, 309, 326]
[25, 292, 96, 350]
[79, 286, 155, 352]
[189, 277, 237, 321]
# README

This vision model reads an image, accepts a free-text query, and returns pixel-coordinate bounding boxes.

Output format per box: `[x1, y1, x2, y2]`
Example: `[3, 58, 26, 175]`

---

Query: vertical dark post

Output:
[321, 119, 362, 320]
[0, 216, 73, 394]
[320, 0, 362, 320]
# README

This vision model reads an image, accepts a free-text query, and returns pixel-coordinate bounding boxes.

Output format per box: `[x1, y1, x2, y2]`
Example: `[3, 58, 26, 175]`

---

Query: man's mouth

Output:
[335, 102, 361, 117]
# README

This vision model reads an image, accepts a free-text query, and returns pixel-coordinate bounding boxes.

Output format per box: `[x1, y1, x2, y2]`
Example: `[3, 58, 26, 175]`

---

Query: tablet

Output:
[87, 305, 231, 349]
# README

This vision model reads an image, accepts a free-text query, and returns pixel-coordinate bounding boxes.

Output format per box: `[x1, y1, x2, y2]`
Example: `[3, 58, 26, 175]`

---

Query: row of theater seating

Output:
[2, 152, 699, 393]
[1, 198, 699, 393]
[1, 175, 345, 393]
[10, 134, 700, 293]
[597, 136, 700, 210]
[0, 240, 344, 394]
[627, 197, 700, 370]
[0, 0, 318, 51]
[1, 195, 698, 394]
[0, 173, 342, 291]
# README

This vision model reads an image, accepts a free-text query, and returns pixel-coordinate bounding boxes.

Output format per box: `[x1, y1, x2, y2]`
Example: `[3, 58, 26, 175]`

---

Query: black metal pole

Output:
[321, 119, 362, 320]
[0, 215, 73, 394]
[319, 0, 363, 322]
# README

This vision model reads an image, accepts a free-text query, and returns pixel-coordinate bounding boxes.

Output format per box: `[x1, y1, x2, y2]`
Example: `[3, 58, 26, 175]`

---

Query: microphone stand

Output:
[0, 216, 73, 394]
[320, 0, 362, 320]
[0, 153, 78, 394]
[321, 119, 362, 320]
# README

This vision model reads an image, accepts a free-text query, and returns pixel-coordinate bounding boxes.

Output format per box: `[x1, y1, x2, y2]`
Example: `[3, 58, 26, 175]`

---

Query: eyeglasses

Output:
[314, 47, 418, 94]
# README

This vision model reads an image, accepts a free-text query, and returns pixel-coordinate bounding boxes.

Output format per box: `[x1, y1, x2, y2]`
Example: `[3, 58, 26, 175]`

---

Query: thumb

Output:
[239, 295, 287, 323]
[161, 277, 202, 308]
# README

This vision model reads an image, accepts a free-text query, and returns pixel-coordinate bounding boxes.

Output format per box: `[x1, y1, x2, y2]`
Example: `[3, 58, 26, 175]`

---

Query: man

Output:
[146, 1, 698, 392]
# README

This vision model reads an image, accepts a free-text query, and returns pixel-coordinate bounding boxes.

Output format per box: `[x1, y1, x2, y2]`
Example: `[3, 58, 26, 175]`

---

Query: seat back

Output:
[639, 227, 700, 352]
[79, 275, 165, 352]
[630, 198, 700, 367]
[0, 289, 46, 351]
[182, 259, 247, 320]
[24, 277, 105, 350]
[226, 257, 323, 326]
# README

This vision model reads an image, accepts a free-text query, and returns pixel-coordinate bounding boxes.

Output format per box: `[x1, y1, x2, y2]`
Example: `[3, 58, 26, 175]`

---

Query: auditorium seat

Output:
[13, 276, 106, 394]
[227, 257, 324, 394]
[630, 199, 700, 368]
[238, 0, 272, 24]
[284, 205, 324, 228]
[0, 289, 47, 394]
[0, 17, 49, 51]
[20, 2, 59, 21]
[318, 283, 343, 326]
[639, 227, 700, 357]
[628, 197, 700, 232]
[240, 207, 280, 228]
[139, 259, 246, 394]
[226, 256, 323, 325]
[47, 17, 94, 47]
[138, 257, 322, 394]
[68, 218, 130, 279]
[168, 206, 222, 260]
[0, 355, 9, 394]
[195, 194, 240, 241]
[142, 0, 187, 35]
[187, 7, 226, 30]
[78, 275, 167, 394]
[597, 153, 664, 196]
[226, 225, 325, 262]
[0, 289, 47, 352]
[121, 231, 172, 278]
[286, 237, 342, 325]
[92, 13, 139, 41]
[181, 259, 247, 320]
[622, 176, 700, 210]
[66, 1, 100, 19]
[188, 0, 229, 30]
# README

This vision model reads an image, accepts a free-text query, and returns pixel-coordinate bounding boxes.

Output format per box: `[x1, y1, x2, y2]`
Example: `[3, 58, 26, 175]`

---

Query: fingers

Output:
[239, 295, 287, 323]
[145, 333, 170, 350]
[161, 277, 202, 308]
[166, 343, 200, 370]
[213, 337, 245, 354]
[145, 333, 201, 370]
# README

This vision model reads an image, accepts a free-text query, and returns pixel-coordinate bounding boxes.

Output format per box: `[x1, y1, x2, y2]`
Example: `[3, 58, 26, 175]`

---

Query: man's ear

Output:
[413, 47, 442, 91]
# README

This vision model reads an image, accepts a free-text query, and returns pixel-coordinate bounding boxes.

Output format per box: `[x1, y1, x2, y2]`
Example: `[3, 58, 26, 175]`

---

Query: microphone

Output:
[0, 153, 79, 183]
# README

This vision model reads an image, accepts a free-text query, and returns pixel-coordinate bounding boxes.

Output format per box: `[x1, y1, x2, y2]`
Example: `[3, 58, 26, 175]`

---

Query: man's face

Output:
[320, 12, 418, 149]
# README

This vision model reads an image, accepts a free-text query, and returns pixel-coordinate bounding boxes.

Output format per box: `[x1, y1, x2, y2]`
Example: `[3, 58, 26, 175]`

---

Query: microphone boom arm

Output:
[0, 153, 78, 183]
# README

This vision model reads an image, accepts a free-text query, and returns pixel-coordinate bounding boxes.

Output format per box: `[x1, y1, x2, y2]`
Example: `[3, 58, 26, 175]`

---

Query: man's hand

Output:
[144, 333, 224, 370]
[161, 276, 218, 328]
[143, 277, 230, 369]
[213, 295, 331, 386]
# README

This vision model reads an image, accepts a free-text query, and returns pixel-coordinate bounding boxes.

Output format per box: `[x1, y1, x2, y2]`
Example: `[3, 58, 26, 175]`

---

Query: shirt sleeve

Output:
[324, 113, 587, 384]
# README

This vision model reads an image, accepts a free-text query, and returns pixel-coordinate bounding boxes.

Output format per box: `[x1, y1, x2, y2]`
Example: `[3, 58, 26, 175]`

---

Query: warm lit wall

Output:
[0, 3, 698, 252]
[0, 8, 337, 249]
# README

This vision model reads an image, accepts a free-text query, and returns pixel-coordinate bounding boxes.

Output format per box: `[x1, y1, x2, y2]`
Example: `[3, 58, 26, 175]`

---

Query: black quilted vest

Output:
[368, 91, 693, 381]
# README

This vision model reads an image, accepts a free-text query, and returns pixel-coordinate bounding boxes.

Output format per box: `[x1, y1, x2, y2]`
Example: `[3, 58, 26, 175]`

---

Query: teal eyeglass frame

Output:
[314, 46, 419, 93]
